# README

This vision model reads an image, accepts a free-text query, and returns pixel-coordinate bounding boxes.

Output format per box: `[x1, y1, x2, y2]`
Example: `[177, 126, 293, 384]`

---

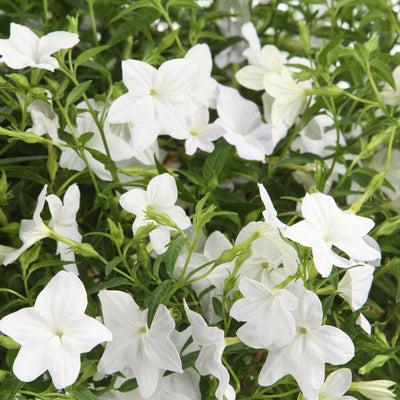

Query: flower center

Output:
[190, 130, 198, 136]
[149, 89, 157, 96]
[55, 329, 64, 338]
[300, 327, 307, 334]
[141, 326, 147, 334]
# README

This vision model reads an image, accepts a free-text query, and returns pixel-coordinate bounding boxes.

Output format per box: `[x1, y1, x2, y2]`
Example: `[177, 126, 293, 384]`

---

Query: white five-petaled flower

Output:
[0, 271, 112, 388]
[46, 183, 82, 275]
[230, 277, 298, 349]
[3, 185, 51, 265]
[108, 58, 197, 151]
[0, 23, 79, 71]
[183, 106, 224, 156]
[97, 290, 183, 399]
[183, 299, 234, 400]
[258, 283, 355, 400]
[119, 173, 191, 254]
[284, 192, 381, 277]
[215, 85, 274, 162]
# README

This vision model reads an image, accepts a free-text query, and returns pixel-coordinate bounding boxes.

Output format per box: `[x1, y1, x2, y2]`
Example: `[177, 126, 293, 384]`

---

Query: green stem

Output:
[87, 0, 99, 47]
[54, 97, 102, 197]
[43, 0, 48, 25]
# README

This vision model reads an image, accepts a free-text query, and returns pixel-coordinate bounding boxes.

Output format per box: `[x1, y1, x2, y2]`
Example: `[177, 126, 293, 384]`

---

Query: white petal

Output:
[320, 368, 352, 398]
[38, 31, 79, 56]
[147, 173, 177, 207]
[12, 343, 49, 382]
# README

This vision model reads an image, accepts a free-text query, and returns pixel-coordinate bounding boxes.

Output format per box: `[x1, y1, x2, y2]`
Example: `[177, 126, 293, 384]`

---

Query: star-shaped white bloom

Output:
[97, 290, 182, 399]
[215, 85, 274, 162]
[284, 193, 381, 277]
[230, 277, 298, 349]
[0, 271, 112, 388]
[183, 106, 224, 156]
[183, 300, 233, 400]
[0, 23, 79, 71]
[108, 58, 197, 151]
[46, 183, 82, 275]
[315, 369, 356, 400]
[258, 284, 354, 400]
[3, 185, 51, 265]
[257, 183, 287, 232]
[119, 173, 191, 254]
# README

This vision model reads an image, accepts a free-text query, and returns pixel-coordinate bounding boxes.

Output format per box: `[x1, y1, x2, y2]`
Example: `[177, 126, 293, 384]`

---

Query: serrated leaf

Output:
[165, 236, 187, 277]
[105, 256, 125, 276]
[66, 81, 92, 107]
[75, 45, 109, 68]
[145, 279, 173, 327]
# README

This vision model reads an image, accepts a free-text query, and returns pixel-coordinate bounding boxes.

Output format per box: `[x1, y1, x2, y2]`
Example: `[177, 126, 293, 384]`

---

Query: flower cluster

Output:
[0, 2, 399, 400]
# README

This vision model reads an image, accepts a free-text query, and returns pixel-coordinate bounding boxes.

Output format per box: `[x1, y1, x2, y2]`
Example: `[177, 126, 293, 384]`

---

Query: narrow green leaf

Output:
[73, 386, 99, 400]
[145, 279, 173, 327]
[165, 236, 187, 277]
[203, 140, 231, 182]
[105, 256, 125, 276]
[117, 378, 138, 392]
[87, 278, 131, 295]
[396, 261, 400, 303]
[110, 0, 159, 23]
[66, 81, 92, 107]
[78, 131, 94, 146]
[167, 0, 201, 9]
[75, 45, 109, 68]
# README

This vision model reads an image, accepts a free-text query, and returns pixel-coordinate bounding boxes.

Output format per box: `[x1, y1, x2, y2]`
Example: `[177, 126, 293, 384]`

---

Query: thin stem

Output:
[43, 0, 48, 25]
[87, 0, 99, 47]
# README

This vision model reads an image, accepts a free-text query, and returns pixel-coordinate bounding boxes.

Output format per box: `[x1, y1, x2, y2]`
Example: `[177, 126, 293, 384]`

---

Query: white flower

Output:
[0, 271, 112, 388]
[59, 101, 135, 181]
[119, 173, 191, 254]
[230, 277, 298, 349]
[236, 221, 298, 280]
[263, 68, 310, 127]
[183, 300, 233, 400]
[46, 184, 82, 275]
[27, 99, 59, 141]
[98, 290, 182, 399]
[284, 193, 381, 277]
[258, 284, 354, 400]
[183, 106, 224, 156]
[3, 185, 51, 265]
[215, 85, 274, 162]
[315, 368, 356, 400]
[108, 58, 197, 150]
[0, 23, 79, 71]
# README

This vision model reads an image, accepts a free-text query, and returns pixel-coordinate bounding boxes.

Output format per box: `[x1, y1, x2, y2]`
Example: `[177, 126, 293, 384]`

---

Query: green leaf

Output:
[212, 297, 223, 318]
[66, 81, 92, 107]
[72, 386, 99, 400]
[105, 256, 125, 276]
[75, 45, 109, 68]
[117, 378, 138, 392]
[85, 147, 117, 177]
[354, 42, 369, 65]
[110, 0, 159, 23]
[370, 58, 395, 88]
[167, 0, 201, 9]
[87, 277, 131, 295]
[19, 242, 42, 272]
[165, 236, 187, 277]
[78, 131, 94, 146]
[396, 261, 400, 303]
[317, 32, 343, 66]
[203, 140, 231, 184]
[145, 279, 173, 327]
[80, 59, 111, 81]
